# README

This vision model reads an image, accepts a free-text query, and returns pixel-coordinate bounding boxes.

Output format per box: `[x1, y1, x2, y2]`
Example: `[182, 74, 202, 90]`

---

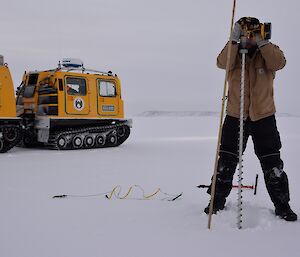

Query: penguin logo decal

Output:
[74, 97, 84, 111]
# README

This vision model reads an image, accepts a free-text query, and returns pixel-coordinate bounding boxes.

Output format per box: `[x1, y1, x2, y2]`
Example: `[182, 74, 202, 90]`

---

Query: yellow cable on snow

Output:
[119, 186, 133, 199]
[106, 186, 119, 199]
[53, 185, 182, 201]
[144, 188, 161, 199]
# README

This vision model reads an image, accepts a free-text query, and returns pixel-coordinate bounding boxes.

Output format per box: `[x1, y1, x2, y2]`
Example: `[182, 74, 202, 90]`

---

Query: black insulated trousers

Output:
[208, 115, 290, 207]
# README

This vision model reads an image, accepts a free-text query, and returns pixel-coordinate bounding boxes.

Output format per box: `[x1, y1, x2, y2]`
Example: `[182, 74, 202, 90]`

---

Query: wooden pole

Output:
[207, 0, 237, 229]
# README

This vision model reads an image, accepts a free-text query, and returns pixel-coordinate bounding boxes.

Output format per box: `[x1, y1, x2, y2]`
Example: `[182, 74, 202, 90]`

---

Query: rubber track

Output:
[48, 123, 130, 150]
[0, 125, 23, 153]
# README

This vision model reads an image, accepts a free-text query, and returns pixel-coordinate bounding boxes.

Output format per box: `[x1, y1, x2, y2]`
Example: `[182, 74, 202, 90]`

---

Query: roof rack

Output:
[57, 67, 114, 76]
[26, 59, 115, 77]
[57, 58, 114, 76]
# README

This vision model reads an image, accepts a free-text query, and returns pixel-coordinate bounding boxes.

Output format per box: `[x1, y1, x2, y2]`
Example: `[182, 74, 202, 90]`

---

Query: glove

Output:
[231, 22, 242, 42]
[255, 32, 269, 48]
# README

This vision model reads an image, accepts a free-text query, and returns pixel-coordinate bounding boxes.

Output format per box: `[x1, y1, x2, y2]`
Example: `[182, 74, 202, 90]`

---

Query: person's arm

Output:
[217, 21, 240, 70]
[217, 41, 239, 70]
[259, 43, 286, 71]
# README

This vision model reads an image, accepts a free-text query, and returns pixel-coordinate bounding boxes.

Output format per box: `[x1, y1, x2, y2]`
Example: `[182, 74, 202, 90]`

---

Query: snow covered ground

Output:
[1, 114, 299, 257]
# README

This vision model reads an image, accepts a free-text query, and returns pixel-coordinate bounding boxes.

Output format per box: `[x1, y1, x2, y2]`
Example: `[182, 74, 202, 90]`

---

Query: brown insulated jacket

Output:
[217, 42, 286, 121]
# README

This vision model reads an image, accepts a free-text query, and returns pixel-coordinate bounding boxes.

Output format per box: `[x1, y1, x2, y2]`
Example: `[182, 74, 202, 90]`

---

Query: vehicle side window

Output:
[28, 74, 39, 85]
[23, 74, 39, 98]
[23, 85, 36, 98]
[98, 80, 116, 97]
[66, 77, 86, 95]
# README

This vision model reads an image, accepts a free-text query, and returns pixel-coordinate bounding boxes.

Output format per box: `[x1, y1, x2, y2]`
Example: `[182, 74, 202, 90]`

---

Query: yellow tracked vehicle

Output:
[0, 57, 131, 152]
[16, 58, 132, 150]
[0, 55, 23, 153]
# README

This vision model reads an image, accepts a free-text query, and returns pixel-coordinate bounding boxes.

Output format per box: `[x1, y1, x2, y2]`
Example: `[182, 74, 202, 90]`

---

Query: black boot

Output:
[275, 203, 298, 221]
[264, 166, 297, 221]
[204, 156, 237, 215]
[204, 197, 226, 214]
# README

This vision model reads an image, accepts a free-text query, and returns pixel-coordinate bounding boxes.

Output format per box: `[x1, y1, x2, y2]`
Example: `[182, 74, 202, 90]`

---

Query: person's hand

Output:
[231, 22, 242, 42]
[255, 31, 269, 48]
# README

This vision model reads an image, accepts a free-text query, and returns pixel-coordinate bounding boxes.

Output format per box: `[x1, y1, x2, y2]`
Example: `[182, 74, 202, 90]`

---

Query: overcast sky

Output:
[1, 0, 299, 115]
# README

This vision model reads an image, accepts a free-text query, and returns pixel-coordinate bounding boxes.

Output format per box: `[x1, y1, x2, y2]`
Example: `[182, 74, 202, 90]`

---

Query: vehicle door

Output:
[64, 76, 90, 115]
[97, 79, 119, 116]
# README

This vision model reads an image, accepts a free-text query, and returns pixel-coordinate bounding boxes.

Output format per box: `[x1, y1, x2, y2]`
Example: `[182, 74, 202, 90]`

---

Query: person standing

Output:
[205, 17, 297, 221]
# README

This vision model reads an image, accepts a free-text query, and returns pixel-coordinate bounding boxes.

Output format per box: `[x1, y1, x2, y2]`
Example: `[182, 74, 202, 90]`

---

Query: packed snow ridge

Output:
[137, 110, 300, 117]
[137, 110, 219, 117]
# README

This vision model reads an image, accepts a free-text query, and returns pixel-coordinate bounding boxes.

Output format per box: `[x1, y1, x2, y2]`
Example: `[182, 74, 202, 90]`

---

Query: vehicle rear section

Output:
[0, 56, 23, 153]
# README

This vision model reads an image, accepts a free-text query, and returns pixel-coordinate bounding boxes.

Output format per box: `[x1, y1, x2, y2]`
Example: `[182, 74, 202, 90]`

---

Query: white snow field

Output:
[0, 114, 299, 257]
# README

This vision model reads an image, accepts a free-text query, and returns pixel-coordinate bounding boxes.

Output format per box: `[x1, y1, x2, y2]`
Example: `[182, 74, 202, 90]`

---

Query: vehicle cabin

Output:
[17, 65, 124, 119]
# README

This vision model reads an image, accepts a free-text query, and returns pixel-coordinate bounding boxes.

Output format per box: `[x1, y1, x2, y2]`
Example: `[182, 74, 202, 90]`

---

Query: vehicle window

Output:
[98, 80, 116, 97]
[28, 74, 39, 85]
[66, 77, 86, 95]
[23, 74, 39, 98]
[23, 85, 36, 98]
